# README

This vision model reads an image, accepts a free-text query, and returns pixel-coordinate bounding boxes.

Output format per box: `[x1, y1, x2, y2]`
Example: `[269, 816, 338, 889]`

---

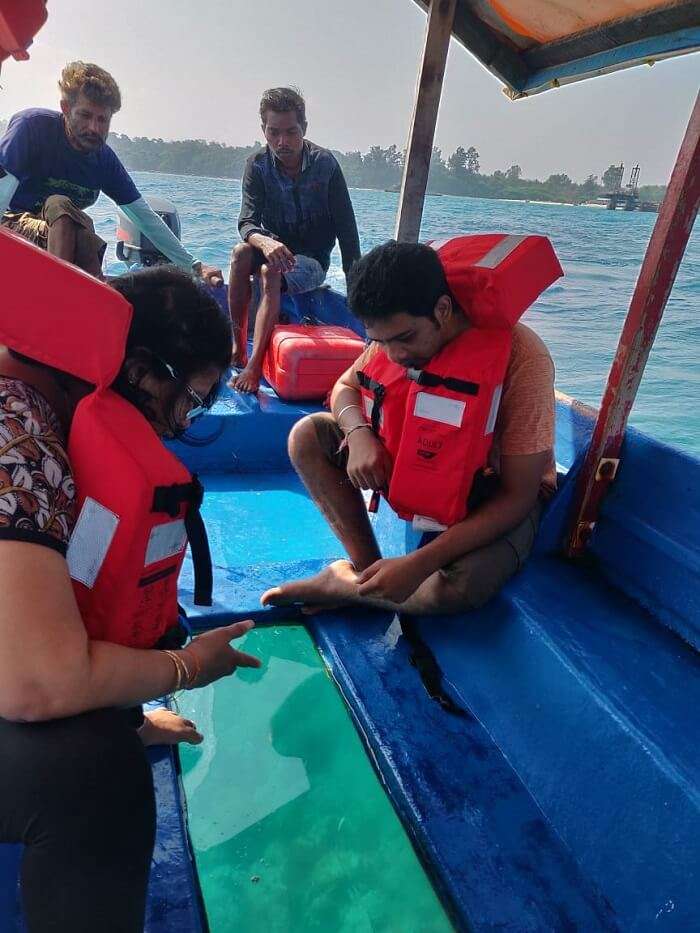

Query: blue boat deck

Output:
[2, 308, 698, 930]
[171, 378, 700, 931]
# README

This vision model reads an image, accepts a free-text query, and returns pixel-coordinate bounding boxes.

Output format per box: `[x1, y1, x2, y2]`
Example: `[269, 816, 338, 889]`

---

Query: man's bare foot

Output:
[138, 708, 204, 747]
[261, 559, 359, 608]
[229, 364, 261, 394]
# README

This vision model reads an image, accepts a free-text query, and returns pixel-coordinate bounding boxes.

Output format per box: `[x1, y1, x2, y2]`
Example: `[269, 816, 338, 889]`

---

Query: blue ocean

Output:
[90, 171, 699, 458]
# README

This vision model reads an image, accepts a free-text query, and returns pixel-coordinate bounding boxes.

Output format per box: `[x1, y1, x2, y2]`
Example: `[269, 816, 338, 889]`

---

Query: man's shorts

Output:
[1, 195, 106, 267]
[309, 411, 542, 610]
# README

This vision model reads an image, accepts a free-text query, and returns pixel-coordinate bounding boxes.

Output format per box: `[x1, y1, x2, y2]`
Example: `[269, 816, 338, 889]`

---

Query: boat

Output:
[1, 1, 699, 930]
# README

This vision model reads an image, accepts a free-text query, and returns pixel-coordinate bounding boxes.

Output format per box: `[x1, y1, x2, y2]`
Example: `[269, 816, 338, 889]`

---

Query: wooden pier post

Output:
[395, 0, 457, 243]
[566, 92, 700, 557]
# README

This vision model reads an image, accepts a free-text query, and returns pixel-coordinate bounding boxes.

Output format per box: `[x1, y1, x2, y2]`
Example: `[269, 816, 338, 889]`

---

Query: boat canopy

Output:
[411, 0, 700, 96]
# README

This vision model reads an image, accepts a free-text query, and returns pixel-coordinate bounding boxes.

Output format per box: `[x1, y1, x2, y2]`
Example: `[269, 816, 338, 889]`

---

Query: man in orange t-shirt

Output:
[262, 240, 555, 615]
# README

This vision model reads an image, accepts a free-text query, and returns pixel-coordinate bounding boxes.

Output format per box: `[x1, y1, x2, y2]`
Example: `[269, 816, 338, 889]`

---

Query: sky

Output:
[1, 0, 698, 184]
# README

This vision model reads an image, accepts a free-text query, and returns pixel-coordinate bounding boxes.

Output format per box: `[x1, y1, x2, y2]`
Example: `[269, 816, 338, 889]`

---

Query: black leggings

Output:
[0, 707, 155, 932]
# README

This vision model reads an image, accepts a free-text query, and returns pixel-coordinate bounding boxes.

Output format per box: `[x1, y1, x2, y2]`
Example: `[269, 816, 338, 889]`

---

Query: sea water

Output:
[90, 170, 699, 457]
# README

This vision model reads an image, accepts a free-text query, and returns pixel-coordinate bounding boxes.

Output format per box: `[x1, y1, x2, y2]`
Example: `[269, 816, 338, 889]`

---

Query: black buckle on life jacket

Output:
[406, 368, 480, 396]
[357, 370, 386, 433]
[152, 474, 212, 608]
[152, 479, 203, 517]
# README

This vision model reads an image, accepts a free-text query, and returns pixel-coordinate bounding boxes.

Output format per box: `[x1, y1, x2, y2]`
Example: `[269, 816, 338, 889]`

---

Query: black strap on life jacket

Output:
[406, 367, 480, 396]
[152, 474, 213, 607]
[357, 370, 386, 433]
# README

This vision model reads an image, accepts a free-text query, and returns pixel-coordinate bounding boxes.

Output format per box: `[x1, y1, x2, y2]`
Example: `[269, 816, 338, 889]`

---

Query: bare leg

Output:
[228, 242, 256, 367]
[262, 557, 466, 615]
[230, 263, 281, 394]
[289, 416, 381, 570]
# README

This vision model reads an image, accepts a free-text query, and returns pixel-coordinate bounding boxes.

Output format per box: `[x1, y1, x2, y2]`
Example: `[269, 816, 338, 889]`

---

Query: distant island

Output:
[0, 118, 666, 207]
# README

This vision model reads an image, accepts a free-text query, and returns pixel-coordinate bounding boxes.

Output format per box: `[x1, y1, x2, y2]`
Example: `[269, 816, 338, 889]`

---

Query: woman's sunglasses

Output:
[155, 356, 216, 421]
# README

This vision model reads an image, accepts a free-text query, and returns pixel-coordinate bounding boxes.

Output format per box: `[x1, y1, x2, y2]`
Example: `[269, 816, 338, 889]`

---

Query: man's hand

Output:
[356, 553, 428, 605]
[346, 429, 393, 491]
[251, 235, 295, 273]
[197, 263, 224, 287]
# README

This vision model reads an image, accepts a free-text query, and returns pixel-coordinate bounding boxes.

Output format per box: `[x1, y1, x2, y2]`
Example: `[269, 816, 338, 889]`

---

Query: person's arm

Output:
[238, 159, 293, 272]
[119, 197, 195, 270]
[329, 349, 393, 491]
[0, 169, 19, 216]
[356, 451, 547, 601]
[328, 163, 361, 277]
[118, 197, 222, 285]
[0, 542, 259, 722]
[0, 112, 32, 211]
[238, 158, 267, 243]
[103, 145, 222, 283]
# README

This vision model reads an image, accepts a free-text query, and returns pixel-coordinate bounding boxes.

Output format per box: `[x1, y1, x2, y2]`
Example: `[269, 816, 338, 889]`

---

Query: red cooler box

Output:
[263, 324, 366, 400]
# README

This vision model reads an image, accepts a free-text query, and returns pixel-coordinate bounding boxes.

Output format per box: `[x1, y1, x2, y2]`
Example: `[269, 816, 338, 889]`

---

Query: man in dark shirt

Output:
[229, 87, 361, 393]
[0, 61, 221, 282]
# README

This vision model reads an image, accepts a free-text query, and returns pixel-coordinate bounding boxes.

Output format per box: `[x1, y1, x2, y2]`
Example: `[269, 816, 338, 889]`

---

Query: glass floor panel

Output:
[179, 624, 453, 933]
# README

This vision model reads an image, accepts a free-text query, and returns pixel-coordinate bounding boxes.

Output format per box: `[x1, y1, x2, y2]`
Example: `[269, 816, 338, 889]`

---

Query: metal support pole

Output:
[395, 0, 457, 243]
[566, 92, 700, 557]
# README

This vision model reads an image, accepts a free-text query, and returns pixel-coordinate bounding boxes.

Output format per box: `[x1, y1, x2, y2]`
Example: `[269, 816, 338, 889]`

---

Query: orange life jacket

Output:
[358, 233, 563, 530]
[0, 228, 212, 648]
[0, 1, 47, 64]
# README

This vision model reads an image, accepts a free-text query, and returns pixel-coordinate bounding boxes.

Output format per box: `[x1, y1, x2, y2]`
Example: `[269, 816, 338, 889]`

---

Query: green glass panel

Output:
[179, 625, 453, 932]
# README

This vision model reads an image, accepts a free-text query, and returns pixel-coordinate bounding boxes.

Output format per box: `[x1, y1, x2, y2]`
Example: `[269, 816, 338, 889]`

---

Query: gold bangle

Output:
[163, 650, 184, 691]
[177, 650, 192, 685]
[180, 646, 201, 689]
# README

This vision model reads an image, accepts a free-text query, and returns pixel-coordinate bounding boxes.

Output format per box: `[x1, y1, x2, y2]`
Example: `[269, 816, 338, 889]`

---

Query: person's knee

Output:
[260, 263, 282, 289]
[288, 415, 323, 467]
[43, 195, 81, 226]
[231, 241, 254, 268]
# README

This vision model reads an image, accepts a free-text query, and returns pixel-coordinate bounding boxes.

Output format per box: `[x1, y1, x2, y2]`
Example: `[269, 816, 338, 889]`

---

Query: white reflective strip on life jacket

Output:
[412, 514, 448, 533]
[428, 237, 454, 252]
[474, 234, 529, 269]
[362, 393, 384, 428]
[414, 391, 466, 427]
[145, 519, 188, 566]
[67, 497, 119, 588]
[485, 384, 503, 435]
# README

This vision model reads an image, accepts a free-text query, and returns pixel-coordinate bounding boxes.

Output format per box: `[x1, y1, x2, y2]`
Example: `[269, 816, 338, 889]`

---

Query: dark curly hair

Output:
[347, 240, 452, 323]
[259, 87, 307, 131]
[110, 266, 231, 432]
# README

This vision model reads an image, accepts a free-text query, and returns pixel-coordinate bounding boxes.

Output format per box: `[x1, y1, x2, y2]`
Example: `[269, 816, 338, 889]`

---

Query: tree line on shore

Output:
[0, 119, 667, 205]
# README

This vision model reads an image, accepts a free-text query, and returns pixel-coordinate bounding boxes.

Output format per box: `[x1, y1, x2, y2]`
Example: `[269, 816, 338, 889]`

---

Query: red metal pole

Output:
[566, 92, 700, 558]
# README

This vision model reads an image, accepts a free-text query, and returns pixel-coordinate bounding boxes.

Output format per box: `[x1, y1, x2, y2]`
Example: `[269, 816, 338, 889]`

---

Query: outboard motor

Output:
[116, 196, 181, 267]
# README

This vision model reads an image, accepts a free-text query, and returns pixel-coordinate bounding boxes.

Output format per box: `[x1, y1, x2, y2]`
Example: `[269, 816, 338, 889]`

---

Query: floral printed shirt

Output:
[0, 377, 76, 554]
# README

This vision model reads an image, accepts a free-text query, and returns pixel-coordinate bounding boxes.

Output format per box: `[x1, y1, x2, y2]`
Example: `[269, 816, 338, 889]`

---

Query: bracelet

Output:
[163, 650, 185, 691]
[180, 646, 201, 689]
[177, 650, 193, 686]
[337, 422, 372, 454]
[336, 403, 362, 423]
